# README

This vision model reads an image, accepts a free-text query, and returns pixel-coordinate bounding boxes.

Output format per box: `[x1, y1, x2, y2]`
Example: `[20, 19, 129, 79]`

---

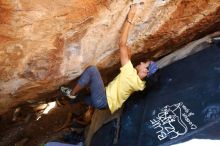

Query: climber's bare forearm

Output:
[119, 4, 137, 66]
[119, 22, 132, 48]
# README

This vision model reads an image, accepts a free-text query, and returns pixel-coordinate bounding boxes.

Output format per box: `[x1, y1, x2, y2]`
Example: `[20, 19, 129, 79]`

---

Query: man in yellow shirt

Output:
[60, 3, 158, 114]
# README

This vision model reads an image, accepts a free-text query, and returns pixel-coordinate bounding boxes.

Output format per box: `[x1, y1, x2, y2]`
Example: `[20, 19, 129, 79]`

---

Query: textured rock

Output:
[0, 0, 220, 114]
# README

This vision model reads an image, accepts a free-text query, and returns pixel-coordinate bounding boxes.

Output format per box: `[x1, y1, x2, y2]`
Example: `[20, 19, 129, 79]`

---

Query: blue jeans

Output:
[76, 66, 108, 109]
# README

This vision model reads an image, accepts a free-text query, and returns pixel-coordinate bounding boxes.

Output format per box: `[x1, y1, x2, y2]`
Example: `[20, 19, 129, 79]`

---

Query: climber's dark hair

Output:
[144, 69, 161, 89]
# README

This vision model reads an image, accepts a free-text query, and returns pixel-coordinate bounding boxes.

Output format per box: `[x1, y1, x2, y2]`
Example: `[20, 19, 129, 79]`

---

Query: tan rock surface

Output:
[0, 0, 220, 114]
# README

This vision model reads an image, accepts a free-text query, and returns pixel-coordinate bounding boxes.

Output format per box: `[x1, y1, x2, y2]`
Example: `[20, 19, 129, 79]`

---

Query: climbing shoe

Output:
[60, 86, 76, 99]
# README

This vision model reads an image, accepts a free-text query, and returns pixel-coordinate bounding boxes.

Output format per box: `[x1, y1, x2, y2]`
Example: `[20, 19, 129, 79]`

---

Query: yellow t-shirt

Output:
[105, 60, 146, 113]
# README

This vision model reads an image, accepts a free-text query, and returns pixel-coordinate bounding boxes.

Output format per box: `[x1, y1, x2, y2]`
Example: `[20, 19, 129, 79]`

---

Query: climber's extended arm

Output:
[119, 4, 137, 66]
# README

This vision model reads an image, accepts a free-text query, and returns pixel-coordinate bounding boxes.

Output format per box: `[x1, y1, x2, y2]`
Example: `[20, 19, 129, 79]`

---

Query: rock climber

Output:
[60, 3, 159, 114]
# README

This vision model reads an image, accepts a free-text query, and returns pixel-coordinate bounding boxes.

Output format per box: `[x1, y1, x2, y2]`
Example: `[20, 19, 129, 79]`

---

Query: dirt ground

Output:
[0, 101, 89, 146]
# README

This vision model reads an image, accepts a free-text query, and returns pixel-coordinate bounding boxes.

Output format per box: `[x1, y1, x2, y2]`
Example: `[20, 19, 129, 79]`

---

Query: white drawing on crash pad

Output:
[150, 102, 197, 141]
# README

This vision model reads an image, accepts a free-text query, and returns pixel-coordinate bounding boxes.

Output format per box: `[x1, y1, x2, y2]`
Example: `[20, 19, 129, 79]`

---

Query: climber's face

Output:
[135, 61, 150, 80]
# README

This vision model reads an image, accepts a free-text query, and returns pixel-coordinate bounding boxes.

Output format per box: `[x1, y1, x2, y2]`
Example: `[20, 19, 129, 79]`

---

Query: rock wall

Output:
[0, 0, 220, 114]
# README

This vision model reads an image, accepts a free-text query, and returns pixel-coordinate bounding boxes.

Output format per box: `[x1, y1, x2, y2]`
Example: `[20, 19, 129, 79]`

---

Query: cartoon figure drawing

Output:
[159, 102, 188, 139]
[150, 102, 190, 140]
